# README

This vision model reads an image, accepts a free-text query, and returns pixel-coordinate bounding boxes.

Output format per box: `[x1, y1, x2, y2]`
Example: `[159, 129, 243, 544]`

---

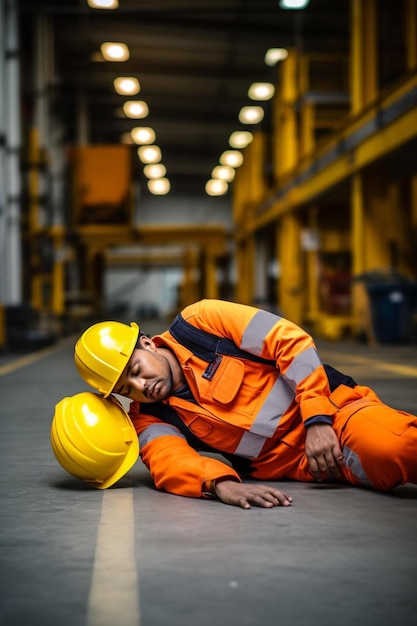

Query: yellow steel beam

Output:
[76, 224, 228, 253]
[239, 76, 417, 236]
[135, 224, 228, 250]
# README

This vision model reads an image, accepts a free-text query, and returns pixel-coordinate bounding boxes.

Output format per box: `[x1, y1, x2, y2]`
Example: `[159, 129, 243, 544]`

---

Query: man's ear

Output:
[138, 335, 156, 351]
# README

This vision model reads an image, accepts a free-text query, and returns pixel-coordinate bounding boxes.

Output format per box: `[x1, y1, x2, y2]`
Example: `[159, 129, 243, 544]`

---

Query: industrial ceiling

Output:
[18, 0, 351, 197]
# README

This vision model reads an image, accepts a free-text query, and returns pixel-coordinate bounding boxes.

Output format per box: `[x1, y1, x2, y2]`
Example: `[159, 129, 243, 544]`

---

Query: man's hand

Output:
[305, 423, 345, 480]
[214, 480, 293, 509]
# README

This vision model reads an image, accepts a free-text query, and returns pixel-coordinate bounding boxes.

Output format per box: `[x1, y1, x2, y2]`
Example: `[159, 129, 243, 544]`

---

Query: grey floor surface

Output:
[1, 323, 417, 626]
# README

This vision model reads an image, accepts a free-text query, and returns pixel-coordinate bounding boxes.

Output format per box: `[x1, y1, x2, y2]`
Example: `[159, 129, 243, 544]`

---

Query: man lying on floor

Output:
[51, 299, 417, 509]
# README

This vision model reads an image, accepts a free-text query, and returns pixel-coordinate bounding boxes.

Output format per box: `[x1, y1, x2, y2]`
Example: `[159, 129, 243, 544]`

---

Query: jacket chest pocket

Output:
[210, 357, 245, 404]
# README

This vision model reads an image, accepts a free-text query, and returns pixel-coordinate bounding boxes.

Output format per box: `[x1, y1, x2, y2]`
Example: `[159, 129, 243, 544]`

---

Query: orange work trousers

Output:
[259, 384, 417, 492]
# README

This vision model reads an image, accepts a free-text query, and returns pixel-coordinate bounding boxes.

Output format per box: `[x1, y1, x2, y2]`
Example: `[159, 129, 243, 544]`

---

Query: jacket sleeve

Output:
[181, 299, 338, 425]
[129, 401, 241, 498]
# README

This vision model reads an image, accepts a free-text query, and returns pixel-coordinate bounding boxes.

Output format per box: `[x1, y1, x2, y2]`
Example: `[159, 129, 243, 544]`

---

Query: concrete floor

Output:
[1, 323, 417, 626]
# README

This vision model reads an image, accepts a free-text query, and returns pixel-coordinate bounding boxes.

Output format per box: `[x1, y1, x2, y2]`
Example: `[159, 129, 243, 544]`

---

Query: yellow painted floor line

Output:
[87, 489, 140, 626]
[0, 337, 75, 377]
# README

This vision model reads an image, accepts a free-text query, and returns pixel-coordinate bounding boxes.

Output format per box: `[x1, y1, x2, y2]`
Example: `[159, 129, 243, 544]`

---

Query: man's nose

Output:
[130, 376, 146, 394]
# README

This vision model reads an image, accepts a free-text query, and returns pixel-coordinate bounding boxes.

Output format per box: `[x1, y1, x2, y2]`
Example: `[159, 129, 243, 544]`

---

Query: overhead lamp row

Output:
[206, 49, 290, 197]
[87, 0, 293, 197]
[93, 40, 170, 195]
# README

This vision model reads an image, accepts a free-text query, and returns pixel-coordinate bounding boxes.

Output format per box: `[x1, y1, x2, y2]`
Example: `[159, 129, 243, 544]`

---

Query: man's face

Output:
[113, 337, 173, 402]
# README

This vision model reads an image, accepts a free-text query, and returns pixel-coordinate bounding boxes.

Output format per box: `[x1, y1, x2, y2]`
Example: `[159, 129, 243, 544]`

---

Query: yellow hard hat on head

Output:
[74, 321, 139, 397]
[51, 392, 139, 489]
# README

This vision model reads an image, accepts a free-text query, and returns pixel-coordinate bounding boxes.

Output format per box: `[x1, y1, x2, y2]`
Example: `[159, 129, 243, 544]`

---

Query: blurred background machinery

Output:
[1, 0, 417, 349]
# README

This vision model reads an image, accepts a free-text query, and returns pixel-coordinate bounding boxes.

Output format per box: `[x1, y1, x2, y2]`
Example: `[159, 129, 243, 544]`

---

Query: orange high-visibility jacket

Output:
[130, 299, 342, 498]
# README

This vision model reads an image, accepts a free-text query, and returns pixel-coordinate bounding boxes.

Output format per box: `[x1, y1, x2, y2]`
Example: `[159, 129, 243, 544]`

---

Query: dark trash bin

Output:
[356, 273, 417, 343]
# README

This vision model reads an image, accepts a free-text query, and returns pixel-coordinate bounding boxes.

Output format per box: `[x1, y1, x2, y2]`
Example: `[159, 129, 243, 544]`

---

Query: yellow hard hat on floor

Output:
[51, 391, 139, 489]
[74, 321, 139, 397]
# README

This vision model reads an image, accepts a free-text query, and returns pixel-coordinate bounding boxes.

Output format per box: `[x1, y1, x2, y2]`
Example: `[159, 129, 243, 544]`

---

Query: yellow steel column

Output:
[361, 171, 389, 270]
[350, 0, 378, 113]
[203, 250, 219, 300]
[351, 174, 365, 279]
[272, 49, 298, 180]
[50, 225, 66, 317]
[387, 180, 411, 276]
[362, 0, 378, 105]
[234, 239, 255, 304]
[405, 0, 417, 70]
[351, 173, 373, 340]
[298, 55, 315, 158]
[246, 131, 266, 205]
[305, 207, 320, 321]
[299, 101, 315, 158]
[234, 242, 245, 303]
[278, 213, 303, 325]
[28, 128, 44, 310]
[28, 128, 41, 231]
[359, 171, 410, 276]
[180, 249, 200, 308]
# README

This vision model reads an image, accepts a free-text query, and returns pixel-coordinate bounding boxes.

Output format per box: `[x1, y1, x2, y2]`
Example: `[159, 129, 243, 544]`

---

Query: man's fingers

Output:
[309, 451, 343, 479]
[308, 456, 322, 480]
[240, 489, 293, 509]
[215, 481, 294, 509]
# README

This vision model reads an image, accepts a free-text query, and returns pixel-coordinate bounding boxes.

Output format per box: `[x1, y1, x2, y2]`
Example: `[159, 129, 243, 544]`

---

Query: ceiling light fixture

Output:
[123, 101, 149, 119]
[87, 0, 119, 8]
[219, 150, 244, 168]
[131, 127, 156, 144]
[138, 145, 162, 164]
[143, 163, 167, 179]
[113, 77, 140, 95]
[211, 165, 235, 182]
[147, 178, 170, 195]
[100, 42, 129, 61]
[248, 82, 275, 101]
[205, 179, 228, 196]
[264, 48, 289, 66]
[228, 131, 253, 149]
[238, 106, 264, 124]
[279, 0, 310, 9]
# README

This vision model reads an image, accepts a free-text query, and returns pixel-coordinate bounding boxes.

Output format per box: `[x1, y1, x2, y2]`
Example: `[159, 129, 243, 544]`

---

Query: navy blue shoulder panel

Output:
[169, 313, 357, 391]
[169, 313, 275, 365]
